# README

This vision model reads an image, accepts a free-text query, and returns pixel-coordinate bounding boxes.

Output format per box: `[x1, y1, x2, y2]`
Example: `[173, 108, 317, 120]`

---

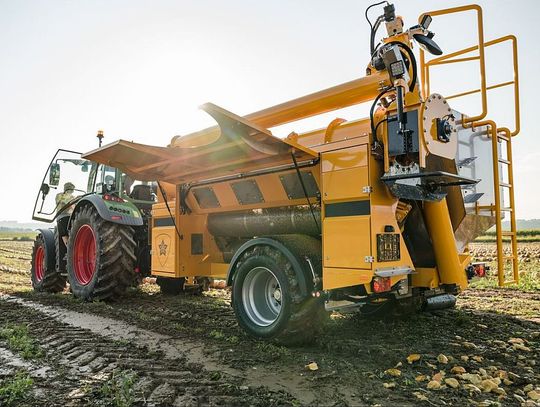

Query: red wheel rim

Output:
[35, 246, 45, 282]
[73, 225, 97, 285]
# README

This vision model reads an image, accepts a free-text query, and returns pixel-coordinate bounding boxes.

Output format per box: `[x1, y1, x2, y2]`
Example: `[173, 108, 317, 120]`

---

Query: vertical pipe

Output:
[424, 198, 468, 290]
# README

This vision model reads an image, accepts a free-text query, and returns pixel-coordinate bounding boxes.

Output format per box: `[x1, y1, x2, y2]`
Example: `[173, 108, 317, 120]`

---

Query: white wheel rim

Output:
[242, 267, 282, 327]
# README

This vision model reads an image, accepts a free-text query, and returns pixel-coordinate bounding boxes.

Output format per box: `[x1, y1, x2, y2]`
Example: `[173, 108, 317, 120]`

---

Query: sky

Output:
[0, 0, 539, 222]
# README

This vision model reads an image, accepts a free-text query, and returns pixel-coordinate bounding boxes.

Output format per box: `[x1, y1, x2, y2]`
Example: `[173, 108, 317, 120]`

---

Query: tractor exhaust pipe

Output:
[424, 294, 457, 311]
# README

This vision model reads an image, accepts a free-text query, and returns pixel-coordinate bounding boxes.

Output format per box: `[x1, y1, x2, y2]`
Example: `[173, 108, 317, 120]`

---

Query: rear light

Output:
[372, 277, 391, 293]
[473, 263, 487, 277]
[103, 194, 125, 203]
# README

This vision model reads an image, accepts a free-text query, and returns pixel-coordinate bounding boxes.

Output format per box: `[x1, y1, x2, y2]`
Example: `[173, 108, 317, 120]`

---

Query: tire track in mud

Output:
[0, 294, 296, 406]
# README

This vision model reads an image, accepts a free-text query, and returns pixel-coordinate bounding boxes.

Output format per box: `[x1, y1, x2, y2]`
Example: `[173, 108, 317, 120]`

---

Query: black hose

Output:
[370, 86, 393, 137]
[365, 1, 388, 55]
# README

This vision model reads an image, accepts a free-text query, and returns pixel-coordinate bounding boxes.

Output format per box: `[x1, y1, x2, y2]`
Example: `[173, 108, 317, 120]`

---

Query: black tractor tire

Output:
[232, 245, 324, 345]
[55, 227, 67, 275]
[156, 277, 186, 295]
[31, 232, 66, 293]
[67, 206, 137, 301]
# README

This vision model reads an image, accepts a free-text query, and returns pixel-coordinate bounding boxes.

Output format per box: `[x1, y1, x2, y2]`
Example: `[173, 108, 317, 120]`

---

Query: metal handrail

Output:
[423, 35, 520, 137]
[418, 5, 487, 125]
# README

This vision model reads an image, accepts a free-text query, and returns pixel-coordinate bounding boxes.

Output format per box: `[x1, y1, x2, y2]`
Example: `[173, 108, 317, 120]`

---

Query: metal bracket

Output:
[364, 256, 375, 263]
[304, 255, 321, 289]
[374, 266, 413, 277]
[362, 186, 373, 194]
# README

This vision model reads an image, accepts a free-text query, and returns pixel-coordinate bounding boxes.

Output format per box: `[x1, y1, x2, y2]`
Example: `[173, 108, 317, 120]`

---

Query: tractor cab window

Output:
[94, 165, 119, 194]
[32, 150, 93, 222]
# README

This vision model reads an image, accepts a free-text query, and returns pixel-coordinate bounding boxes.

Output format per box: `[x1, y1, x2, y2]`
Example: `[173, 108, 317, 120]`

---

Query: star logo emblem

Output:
[159, 240, 168, 256]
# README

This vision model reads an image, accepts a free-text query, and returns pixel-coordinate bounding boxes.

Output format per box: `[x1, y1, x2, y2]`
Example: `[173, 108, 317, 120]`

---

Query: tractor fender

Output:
[35, 228, 56, 268]
[69, 195, 144, 228]
[226, 235, 322, 297]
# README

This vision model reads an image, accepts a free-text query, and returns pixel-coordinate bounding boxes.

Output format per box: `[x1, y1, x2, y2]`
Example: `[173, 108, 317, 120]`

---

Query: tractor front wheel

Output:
[31, 231, 66, 293]
[67, 206, 136, 301]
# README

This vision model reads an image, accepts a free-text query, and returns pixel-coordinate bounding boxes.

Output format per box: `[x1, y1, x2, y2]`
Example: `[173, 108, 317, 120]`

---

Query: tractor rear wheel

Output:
[232, 245, 324, 345]
[67, 206, 137, 301]
[31, 231, 66, 293]
[156, 276, 186, 295]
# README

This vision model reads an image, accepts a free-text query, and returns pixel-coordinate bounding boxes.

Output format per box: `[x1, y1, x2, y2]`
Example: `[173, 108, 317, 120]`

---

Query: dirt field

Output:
[0, 238, 539, 406]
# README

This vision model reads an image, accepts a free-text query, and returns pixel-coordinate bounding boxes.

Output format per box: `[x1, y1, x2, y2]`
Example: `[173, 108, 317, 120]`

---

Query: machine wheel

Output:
[55, 227, 67, 275]
[67, 206, 136, 301]
[156, 277, 186, 295]
[232, 245, 324, 345]
[31, 233, 66, 293]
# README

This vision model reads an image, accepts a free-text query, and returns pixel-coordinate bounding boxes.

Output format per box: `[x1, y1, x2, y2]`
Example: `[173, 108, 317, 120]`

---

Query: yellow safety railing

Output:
[417, 6, 521, 286]
[422, 35, 520, 136]
[418, 5, 487, 125]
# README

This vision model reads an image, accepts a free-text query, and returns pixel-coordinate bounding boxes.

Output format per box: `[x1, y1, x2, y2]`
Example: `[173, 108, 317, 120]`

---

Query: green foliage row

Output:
[483, 229, 540, 237]
[0, 231, 37, 241]
[0, 372, 33, 406]
[99, 369, 137, 407]
[0, 324, 43, 360]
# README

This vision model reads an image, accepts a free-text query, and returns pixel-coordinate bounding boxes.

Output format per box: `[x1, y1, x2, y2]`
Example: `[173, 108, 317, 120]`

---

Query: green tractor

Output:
[31, 146, 155, 300]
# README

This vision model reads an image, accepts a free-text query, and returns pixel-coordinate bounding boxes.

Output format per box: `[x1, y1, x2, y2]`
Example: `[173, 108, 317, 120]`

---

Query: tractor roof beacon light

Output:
[97, 130, 104, 147]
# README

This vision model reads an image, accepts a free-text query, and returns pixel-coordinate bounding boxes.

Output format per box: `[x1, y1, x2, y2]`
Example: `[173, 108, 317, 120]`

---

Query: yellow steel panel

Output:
[323, 267, 372, 290]
[322, 167, 369, 203]
[152, 202, 175, 218]
[210, 263, 229, 278]
[412, 267, 440, 289]
[323, 216, 371, 269]
[322, 145, 368, 172]
[151, 227, 177, 275]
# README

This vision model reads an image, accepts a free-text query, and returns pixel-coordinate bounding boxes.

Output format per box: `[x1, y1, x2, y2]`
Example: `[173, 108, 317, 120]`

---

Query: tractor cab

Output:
[33, 149, 157, 223]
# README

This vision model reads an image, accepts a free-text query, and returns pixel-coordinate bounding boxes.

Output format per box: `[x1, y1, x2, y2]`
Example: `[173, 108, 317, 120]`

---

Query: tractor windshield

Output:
[32, 150, 94, 222]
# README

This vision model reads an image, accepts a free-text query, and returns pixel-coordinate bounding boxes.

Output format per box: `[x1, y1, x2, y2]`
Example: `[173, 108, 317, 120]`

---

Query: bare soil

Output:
[0, 239, 539, 406]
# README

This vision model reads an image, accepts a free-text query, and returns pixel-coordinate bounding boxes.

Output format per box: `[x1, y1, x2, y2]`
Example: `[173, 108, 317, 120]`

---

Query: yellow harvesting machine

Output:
[83, 3, 521, 342]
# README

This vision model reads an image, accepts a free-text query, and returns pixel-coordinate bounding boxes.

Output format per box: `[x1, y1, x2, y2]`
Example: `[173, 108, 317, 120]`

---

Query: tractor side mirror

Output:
[49, 163, 61, 186]
[40, 183, 50, 197]
[81, 163, 89, 172]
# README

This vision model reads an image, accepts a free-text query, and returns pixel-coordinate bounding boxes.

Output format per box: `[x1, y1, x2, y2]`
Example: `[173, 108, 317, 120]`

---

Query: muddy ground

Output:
[0, 239, 539, 406]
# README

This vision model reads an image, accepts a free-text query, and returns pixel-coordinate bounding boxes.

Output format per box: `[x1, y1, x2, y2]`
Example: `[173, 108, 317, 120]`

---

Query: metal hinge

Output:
[362, 186, 373, 194]
[365, 256, 375, 263]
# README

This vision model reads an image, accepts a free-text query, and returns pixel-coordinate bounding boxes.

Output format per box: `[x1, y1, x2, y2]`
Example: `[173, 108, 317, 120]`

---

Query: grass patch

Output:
[0, 372, 34, 406]
[254, 342, 291, 359]
[0, 324, 43, 360]
[469, 259, 540, 291]
[99, 369, 137, 407]
[209, 329, 240, 344]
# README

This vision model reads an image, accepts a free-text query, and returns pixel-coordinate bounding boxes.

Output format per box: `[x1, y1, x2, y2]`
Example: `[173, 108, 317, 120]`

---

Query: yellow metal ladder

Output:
[493, 129, 519, 286]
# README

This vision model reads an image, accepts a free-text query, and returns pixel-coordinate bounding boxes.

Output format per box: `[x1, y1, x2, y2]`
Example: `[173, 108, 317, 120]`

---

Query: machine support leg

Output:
[423, 198, 468, 291]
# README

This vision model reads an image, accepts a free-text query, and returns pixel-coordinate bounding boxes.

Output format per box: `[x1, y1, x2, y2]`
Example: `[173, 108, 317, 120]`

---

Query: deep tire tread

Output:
[67, 205, 137, 301]
[31, 232, 66, 293]
[234, 243, 325, 345]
